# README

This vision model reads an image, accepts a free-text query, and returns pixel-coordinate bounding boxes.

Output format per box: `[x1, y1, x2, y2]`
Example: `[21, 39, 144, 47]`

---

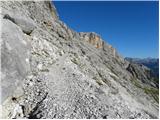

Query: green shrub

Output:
[93, 76, 103, 86]
[71, 58, 79, 65]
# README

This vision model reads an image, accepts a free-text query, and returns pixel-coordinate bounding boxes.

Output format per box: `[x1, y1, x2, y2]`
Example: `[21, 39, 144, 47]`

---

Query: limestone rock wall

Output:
[79, 32, 104, 49]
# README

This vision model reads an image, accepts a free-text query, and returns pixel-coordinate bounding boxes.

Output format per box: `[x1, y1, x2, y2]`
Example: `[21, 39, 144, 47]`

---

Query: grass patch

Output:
[131, 78, 159, 103]
[71, 58, 79, 65]
[96, 79, 103, 86]
[40, 69, 49, 72]
[132, 79, 142, 88]
[143, 87, 159, 103]
[93, 77, 103, 86]
[32, 52, 41, 56]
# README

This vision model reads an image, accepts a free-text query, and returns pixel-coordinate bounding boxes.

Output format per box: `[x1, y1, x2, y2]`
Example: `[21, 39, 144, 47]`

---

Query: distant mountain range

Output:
[125, 57, 159, 78]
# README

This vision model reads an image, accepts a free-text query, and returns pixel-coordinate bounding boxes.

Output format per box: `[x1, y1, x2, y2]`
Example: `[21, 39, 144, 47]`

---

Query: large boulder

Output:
[3, 11, 36, 34]
[1, 19, 30, 103]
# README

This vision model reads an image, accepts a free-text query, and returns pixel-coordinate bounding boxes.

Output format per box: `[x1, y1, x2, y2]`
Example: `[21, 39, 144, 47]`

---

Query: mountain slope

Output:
[1, 1, 159, 119]
[125, 57, 159, 78]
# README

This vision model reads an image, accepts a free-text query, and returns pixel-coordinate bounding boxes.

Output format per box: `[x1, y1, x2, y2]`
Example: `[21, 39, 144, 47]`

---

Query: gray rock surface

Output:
[1, 19, 30, 103]
[3, 12, 36, 34]
[0, 1, 159, 119]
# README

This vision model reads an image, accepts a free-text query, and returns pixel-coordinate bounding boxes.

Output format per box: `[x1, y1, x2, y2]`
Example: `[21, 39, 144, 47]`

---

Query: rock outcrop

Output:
[0, 1, 159, 119]
[79, 32, 104, 48]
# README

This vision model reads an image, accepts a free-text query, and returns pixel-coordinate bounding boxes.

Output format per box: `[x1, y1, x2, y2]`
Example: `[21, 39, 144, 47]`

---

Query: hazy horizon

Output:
[54, 1, 159, 58]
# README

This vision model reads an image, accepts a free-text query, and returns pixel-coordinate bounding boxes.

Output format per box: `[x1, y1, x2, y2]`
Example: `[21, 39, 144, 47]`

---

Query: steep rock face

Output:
[1, 1, 159, 119]
[79, 32, 104, 48]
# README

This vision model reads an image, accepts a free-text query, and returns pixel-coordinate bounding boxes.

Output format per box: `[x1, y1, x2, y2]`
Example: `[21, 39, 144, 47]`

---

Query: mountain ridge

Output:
[125, 57, 159, 77]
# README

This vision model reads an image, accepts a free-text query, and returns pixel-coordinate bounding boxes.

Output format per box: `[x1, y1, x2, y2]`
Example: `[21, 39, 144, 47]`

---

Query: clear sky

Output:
[54, 1, 159, 58]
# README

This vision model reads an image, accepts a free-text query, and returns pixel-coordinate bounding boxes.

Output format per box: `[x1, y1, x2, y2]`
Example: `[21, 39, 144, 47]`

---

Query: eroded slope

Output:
[0, 1, 159, 119]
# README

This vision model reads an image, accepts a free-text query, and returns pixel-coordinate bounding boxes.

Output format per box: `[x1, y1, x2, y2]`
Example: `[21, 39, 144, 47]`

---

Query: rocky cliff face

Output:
[0, 1, 159, 119]
[79, 32, 104, 48]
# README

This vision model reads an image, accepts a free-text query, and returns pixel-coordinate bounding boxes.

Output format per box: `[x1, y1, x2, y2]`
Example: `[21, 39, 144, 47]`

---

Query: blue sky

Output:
[54, 1, 159, 58]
